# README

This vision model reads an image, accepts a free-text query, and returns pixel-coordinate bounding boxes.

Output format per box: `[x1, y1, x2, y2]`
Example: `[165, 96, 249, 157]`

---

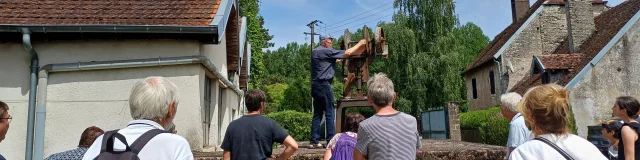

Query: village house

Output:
[0, 0, 251, 159]
[463, 0, 640, 137]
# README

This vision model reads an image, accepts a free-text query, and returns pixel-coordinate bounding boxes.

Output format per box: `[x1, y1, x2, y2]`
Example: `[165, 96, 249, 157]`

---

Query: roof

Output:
[511, 73, 543, 95]
[463, 0, 546, 73]
[0, 0, 222, 26]
[509, 0, 640, 94]
[536, 54, 583, 70]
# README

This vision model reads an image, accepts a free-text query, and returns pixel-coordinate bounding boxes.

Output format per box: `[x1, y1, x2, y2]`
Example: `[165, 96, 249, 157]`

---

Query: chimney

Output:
[565, 0, 596, 53]
[511, 0, 531, 22]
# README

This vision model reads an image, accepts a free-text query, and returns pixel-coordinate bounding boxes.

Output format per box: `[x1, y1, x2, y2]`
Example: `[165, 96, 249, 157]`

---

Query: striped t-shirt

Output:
[355, 112, 421, 160]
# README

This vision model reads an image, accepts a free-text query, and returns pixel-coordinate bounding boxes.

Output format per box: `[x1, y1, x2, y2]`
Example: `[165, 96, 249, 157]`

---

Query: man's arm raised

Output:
[344, 39, 367, 57]
[276, 136, 299, 160]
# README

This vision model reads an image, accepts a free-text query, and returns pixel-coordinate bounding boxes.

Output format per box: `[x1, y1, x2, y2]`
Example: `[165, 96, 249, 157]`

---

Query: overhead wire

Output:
[324, 6, 394, 31]
[323, 1, 394, 28]
[327, 13, 394, 35]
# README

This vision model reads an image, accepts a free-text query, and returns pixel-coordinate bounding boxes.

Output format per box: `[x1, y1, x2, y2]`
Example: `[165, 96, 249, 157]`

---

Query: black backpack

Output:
[94, 129, 168, 160]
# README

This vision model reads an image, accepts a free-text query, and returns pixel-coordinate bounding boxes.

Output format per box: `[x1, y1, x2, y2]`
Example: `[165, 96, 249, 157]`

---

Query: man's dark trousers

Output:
[311, 81, 336, 145]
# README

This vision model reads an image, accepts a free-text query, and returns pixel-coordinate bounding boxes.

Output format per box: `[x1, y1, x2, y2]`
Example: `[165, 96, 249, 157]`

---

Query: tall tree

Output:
[239, 0, 273, 88]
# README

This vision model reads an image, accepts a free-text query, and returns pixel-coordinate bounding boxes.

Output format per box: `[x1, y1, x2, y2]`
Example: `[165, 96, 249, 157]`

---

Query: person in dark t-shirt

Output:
[221, 89, 298, 160]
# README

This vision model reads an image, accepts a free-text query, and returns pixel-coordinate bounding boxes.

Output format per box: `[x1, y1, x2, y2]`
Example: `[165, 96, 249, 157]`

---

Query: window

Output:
[489, 71, 496, 94]
[542, 72, 551, 84]
[218, 88, 226, 145]
[232, 109, 237, 121]
[472, 78, 478, 99]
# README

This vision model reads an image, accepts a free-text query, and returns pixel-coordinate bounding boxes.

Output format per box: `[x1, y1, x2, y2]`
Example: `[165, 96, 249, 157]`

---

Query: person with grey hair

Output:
[82, 76, 193, 160]
[353, 73, 421, 160]
[500, 92, 530, 157]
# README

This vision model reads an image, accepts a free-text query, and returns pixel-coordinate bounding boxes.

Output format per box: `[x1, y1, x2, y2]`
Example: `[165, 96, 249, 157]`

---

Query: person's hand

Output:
[337, 59, 343, 63]
[358, 39, 367, 45]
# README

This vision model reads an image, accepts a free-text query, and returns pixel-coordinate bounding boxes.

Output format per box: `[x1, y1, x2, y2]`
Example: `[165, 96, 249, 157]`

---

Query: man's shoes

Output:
[309, 143, 324, 149]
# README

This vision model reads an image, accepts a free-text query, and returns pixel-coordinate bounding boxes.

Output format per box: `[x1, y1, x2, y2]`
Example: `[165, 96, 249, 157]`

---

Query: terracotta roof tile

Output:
[509, 0, 640, 94]
[0, 0, 222, 26]
[537, 54, 583, 70]
[463, 0, 546, 72]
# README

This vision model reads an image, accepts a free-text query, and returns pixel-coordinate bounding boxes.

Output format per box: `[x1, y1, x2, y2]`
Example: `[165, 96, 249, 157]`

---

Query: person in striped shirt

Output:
[353, 73, 421, 160]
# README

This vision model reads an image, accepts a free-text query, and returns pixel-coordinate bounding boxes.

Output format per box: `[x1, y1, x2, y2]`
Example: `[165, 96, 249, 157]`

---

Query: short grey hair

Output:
[367, 73, 394, 107]
[129, 76, 179, 122]
[500, 92, 522, 113]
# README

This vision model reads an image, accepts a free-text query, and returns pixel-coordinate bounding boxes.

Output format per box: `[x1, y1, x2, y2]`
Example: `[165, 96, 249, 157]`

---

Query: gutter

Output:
[0, 25, 218, 34]
[33, 55, 243, 159]
[211, 0, 236, 43]
[21, 28, 38, 160]
[565, 10, 640, 88]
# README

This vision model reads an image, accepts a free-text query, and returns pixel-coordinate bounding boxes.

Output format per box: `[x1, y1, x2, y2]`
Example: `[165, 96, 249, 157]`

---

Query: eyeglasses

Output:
[1, 115, 11, 123]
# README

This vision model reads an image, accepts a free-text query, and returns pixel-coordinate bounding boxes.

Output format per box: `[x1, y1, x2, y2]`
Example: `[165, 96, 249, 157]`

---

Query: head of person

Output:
[319, 33, 334, 48]
[0, 101, 9, 143]
[600, 119, 622, 141]
[344, 113, 365, 133]
[500, 92, 522, 120]
[611, 96, 640, 120]
[129, 76, 179, 128]
[245, 89, 267, 113]
[78, 126, 104, 148]
[367, 73, 396, 109]
[518, 84, 571, 137]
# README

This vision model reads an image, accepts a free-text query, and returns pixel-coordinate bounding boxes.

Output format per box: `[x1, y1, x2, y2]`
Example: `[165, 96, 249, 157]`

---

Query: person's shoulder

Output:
[155, 132, 191, 146]
[398, 112, 416, 119]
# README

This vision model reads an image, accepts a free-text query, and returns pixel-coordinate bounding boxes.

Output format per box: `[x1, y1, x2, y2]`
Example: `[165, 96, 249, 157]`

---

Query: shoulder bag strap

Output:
[533, 137, 575, 160]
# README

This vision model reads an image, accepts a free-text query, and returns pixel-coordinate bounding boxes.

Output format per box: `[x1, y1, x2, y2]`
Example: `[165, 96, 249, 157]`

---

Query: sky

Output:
[260, 0, 626, 50]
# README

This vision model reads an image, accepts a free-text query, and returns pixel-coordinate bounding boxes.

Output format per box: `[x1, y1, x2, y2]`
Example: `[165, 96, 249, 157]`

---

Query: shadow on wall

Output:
[0, 43, 33, 96]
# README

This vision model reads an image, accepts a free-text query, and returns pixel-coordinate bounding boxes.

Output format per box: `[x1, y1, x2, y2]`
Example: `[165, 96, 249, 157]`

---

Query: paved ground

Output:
[194, 139, 506, 160]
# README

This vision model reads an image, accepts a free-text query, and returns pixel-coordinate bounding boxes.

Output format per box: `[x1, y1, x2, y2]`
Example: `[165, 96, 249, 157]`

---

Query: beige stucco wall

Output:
[0, 39, 244, 159]
[465, 63, 500, 111]
[569, 18, 640, 137]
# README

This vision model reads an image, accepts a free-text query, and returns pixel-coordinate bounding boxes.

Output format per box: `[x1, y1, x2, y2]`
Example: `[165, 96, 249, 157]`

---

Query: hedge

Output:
[460, 106, 578, 146]
[265, 110, 312, 141]
[459, 107, 509, 146]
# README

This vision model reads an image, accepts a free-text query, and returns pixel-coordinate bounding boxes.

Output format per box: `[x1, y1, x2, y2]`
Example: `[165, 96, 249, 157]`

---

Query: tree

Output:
[239, 0, 273, 88]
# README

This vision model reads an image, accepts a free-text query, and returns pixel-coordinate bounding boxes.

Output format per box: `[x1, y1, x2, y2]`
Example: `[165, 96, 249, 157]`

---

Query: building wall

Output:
[0, 39, 244, 159]
[569, 19, 640, 137]
[592, 3, 609, 17]
[465, 63, 500, 111]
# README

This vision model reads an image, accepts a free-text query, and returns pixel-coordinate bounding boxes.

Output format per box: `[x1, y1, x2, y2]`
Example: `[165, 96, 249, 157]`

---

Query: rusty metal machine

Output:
[336, 26, 388, 132]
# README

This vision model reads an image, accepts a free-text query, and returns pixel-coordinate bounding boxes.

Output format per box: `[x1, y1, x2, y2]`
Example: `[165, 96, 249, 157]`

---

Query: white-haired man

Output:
[353, 73, 421, 160]
[82, 77, 193, 160]
[500, 92, 531, 157]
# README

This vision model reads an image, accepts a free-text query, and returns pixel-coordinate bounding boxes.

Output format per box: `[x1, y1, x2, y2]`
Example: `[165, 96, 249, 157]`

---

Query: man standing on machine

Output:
[309, 33, 367, 148]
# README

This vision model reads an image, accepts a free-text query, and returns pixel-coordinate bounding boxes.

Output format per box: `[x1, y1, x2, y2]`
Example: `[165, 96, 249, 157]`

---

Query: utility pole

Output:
[304, 20, 322, 51]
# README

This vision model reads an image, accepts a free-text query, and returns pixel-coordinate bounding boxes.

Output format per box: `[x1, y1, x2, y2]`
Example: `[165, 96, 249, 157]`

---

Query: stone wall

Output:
[194, 139, 507, 160]
[539, 5, 568, 54]
[447, 102, 461, 141]
[568, 0, 596, 51]
[569, 19, 640, 137]
[465, 63, 500, 111]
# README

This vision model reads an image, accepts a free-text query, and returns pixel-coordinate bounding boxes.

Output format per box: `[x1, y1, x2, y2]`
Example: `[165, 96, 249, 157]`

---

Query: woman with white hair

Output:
[82, 76, 193, 160]
[500, 92, 531, 156]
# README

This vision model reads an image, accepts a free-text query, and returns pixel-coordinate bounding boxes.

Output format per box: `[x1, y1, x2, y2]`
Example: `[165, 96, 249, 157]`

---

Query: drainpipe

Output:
[33, 69, 48, 160]
[494, 57, 504, 95]
[21, 28, 38, 160]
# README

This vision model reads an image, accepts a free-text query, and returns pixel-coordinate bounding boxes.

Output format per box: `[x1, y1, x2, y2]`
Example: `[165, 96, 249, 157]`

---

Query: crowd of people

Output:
[501, 84, 640, 160]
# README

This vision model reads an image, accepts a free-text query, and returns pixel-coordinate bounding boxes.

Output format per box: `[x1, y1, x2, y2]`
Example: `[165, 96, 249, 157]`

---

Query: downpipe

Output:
[494, 58, 504, 95]
[34, 69, 48, 160]
[21, 28, 38, 160]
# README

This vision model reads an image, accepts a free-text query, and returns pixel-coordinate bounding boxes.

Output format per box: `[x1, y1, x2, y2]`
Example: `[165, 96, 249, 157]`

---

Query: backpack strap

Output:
[533, 137, 575, 160]
[129, 129, 168, 154]
[100, 130, 120, 153]
[100, 130, 132, 153]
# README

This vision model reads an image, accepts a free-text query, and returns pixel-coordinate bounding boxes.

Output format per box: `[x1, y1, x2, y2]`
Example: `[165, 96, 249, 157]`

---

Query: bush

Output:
[459, 107, 509, 145]
[265, 110, 312, 141]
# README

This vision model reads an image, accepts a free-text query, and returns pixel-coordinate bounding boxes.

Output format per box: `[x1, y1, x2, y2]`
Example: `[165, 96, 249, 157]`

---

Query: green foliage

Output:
[240, 0, 273, 88]
[264, 83, 288, 113]
[280, 77, 312, 112]
[459, 107, 509, 145]
[265, 110, 312, 141]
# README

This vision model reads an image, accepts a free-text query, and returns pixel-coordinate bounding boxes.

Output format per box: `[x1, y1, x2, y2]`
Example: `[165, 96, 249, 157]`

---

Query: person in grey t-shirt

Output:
[500, 92, 531, 157]
[354, 73, 421, 160]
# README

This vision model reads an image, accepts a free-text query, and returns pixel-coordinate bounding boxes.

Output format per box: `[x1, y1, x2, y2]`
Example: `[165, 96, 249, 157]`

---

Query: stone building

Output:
[0, 0, 251, 159]
[464, 0, 640, 137]
[462, 0, 609, 111]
